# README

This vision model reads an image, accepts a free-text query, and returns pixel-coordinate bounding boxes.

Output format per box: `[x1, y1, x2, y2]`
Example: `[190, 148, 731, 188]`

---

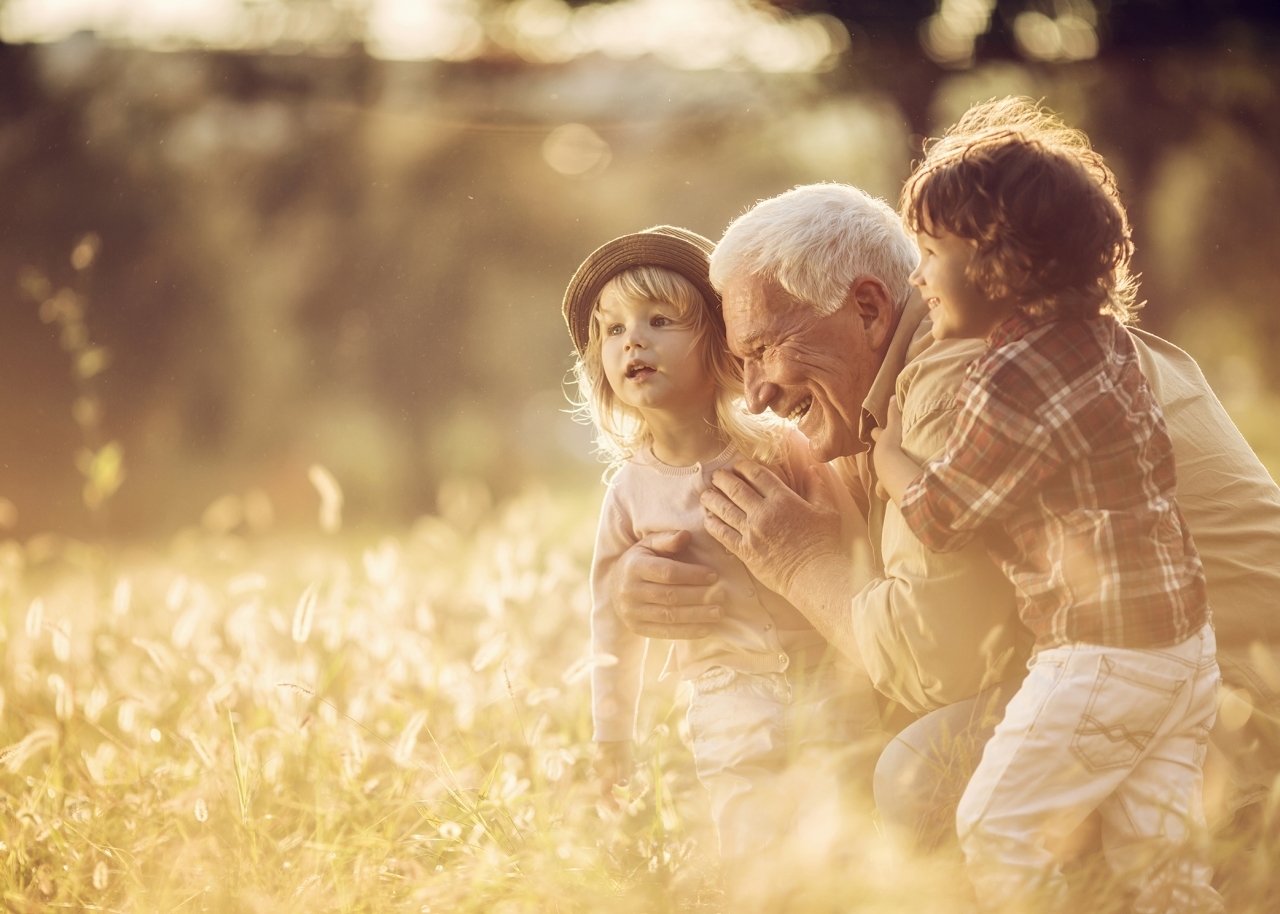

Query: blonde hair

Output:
[571, 265, 783, 472]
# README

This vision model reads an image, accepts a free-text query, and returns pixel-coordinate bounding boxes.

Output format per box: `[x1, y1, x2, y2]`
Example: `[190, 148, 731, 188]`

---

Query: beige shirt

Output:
[591, 432, 847, 742]
[844, 293, 1280, 715]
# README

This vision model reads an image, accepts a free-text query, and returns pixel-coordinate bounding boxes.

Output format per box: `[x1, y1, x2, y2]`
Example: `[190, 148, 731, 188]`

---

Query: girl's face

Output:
[596, 284, 715, 418]
[909, 226, 1016, 341]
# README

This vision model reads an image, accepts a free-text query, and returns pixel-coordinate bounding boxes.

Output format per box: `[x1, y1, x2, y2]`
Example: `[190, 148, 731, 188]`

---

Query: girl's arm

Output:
[871, 396, 922, 507]
[589, 485, 647, 805]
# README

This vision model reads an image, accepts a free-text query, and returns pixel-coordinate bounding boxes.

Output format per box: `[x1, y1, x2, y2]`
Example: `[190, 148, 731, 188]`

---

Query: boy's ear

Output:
[849, 277, 897, 351]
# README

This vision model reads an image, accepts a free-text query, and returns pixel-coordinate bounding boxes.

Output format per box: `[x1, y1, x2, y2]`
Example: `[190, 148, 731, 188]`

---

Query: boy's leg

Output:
[956, 643, 1195, 910]
[685, 666, 790, 860]
[1095, 626, 1223, 914]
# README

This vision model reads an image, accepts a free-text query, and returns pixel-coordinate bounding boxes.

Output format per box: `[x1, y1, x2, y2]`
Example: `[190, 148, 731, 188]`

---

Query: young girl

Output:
[873, 99, 1221, 911]
[562, 225, 876, 861]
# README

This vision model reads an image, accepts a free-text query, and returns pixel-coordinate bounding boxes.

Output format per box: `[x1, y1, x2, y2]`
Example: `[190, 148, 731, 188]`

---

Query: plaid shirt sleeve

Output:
[898, 346, 1066, 553]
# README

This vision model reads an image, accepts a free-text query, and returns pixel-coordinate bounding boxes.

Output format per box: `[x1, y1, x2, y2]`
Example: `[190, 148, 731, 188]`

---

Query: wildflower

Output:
[308, 464, 343, 534]
[542, 749, 575, 781]
[194, 798, 208, 822]
[165, 575, 188, 611]
[51, 622, 71, 662]
[117, 701, 136, 734]
[561, 651, 618, 685]
[525, 687, 560, 707]
[292, 583, 318, 644]
[471, 632, 506, 672]
[92, 860, 108, 890]
[25, 598, 43, 639]
[394, 710, 429, 767]
[48, 674, 72, 721]
[111, 576, 132, 616]
[438, 821, 462, 840]
[276, 681, 315, 697]
[84, 685, 107, 722]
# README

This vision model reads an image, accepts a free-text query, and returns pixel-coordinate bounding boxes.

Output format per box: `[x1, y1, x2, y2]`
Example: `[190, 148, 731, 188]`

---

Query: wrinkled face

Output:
[596, 284, 714, 418]
[721, 274, 882, 462]
[909, 227, 1014, 340]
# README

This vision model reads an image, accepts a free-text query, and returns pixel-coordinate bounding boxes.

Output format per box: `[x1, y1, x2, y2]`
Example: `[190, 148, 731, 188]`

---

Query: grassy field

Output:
[0, 484, 1276, 913]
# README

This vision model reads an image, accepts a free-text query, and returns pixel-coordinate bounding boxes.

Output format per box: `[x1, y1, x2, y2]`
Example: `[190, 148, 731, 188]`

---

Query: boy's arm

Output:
[898, 358, 1064, 552]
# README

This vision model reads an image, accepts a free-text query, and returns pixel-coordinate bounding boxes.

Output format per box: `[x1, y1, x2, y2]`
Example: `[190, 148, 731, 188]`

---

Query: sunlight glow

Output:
[0, 0, 849, 73]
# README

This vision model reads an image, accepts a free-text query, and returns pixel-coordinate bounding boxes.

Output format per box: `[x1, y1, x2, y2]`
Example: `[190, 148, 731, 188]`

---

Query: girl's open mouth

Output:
[625, 363, 655, 380]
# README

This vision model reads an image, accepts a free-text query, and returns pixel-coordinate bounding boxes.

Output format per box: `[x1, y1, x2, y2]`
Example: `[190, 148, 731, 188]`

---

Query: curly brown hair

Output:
[900, 97, 1139, 324]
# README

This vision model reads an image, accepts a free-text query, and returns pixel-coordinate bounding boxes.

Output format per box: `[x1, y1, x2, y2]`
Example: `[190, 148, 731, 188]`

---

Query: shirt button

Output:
[764, 623, 772, 631]
[778, 654, 788, 666]
[746, 588, 755, 597]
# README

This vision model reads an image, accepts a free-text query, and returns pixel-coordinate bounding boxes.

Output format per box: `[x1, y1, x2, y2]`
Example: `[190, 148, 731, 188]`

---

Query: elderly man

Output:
[610, 182, 1280, 847]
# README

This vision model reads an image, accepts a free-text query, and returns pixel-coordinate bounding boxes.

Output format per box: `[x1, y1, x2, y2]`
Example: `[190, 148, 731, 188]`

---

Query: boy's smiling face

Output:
[596, 284, 713, 417]
[909, 226, 1016, 341]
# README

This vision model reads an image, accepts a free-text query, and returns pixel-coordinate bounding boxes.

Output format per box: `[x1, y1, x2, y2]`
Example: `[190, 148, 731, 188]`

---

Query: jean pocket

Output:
[1070, 655, 1186, 773]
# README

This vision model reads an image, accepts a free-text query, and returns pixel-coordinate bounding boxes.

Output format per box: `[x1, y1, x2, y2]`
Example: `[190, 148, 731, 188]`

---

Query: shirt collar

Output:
[987, 309, 1043, 349]
[859, 289, 935, 448]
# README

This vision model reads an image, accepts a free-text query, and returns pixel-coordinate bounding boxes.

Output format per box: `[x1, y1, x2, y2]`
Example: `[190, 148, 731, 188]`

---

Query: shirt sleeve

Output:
[898, 352, 1066, 554]
[850, 340, 1027, 713]
[590, 482, 648, 743]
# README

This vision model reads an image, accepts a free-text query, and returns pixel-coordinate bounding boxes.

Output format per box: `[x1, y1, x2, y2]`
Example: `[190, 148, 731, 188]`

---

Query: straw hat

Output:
[561, 225, 721, 355]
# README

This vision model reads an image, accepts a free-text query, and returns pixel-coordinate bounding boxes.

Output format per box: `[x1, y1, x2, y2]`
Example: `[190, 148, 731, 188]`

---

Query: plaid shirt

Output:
[899, 312, 1209, 650]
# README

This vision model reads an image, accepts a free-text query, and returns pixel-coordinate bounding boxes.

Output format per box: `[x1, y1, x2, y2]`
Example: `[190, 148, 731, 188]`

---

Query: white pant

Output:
[957, 624, 1223, 913]
[685, 663, 880, 860]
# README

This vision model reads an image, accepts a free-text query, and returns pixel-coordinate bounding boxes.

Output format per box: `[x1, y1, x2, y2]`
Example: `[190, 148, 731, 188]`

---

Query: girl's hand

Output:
[593, 740, 634, 807]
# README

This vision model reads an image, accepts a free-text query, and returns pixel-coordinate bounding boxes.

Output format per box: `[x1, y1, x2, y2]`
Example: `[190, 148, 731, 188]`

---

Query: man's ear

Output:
[848, 276, 897, 351]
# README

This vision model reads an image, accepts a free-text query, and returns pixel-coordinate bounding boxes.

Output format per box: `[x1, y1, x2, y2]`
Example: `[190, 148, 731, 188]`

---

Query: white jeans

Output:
[685, 663, 880, 860]
[957, 623, 1223, 913]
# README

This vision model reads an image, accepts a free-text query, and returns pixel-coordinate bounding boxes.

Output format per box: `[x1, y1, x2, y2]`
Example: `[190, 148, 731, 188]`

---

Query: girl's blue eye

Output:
[652, 315, 671, 327]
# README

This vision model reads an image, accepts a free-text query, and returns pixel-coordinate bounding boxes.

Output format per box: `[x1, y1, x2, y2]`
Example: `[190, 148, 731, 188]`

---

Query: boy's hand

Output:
[871, 395, 904, 453]
[593, 740, 634, 808]
[870, 397, 923, 507]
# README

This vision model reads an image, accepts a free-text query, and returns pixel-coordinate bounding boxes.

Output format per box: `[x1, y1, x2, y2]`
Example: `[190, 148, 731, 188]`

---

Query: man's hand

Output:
[610, 531, 724, 640]
[593, 740, 634, 808]
[701, 460, 863, 603]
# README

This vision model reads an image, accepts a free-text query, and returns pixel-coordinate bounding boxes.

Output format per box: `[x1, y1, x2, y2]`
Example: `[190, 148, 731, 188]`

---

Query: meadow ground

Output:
[0, 486, 1276, 913]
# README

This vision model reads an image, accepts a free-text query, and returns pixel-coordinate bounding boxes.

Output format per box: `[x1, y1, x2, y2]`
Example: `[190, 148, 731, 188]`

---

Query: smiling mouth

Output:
[926, 297, 941, 309]
[625, 363, 656, 380]
[785, 396, 812, 422]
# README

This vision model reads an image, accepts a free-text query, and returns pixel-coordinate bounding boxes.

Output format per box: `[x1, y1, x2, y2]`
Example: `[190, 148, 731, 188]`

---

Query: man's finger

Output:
[627, 622, 715, 640]
[630, 580, 720, 610]
[700, 487, 747, 529]
[633, 553, 718, 587]
[732, 459, 793, 499]
[636, 529, 693, 558]
[709, 467, 766, 510]
[704, 512, 744, 556]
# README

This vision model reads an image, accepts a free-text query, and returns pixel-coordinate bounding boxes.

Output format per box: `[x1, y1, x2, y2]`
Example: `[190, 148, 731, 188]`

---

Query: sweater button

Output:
[779, 654, 789, 667]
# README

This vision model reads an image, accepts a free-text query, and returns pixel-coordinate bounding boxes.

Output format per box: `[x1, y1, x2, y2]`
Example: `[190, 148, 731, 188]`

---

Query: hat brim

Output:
[561, 226, 720, 355]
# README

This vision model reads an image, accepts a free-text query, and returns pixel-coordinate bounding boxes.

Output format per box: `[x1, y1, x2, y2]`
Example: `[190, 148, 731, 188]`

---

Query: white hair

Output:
[710, 183, 920, 316]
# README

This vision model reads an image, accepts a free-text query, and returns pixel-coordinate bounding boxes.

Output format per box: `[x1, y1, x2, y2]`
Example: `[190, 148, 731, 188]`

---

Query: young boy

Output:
[872, 98, 1223, 913]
